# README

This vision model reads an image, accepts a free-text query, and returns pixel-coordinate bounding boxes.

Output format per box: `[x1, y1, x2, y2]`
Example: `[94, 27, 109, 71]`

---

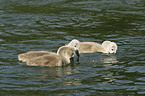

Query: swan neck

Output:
[57, 48, 70, 64]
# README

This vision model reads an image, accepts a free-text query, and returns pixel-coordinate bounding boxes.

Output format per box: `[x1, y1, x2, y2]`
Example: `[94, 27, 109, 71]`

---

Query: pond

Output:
[0, 0, 145, 95]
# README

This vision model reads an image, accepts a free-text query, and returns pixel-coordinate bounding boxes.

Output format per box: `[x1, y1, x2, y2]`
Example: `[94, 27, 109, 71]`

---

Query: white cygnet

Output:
[18, 46, 77, 67]
[79, 41, 117, 54]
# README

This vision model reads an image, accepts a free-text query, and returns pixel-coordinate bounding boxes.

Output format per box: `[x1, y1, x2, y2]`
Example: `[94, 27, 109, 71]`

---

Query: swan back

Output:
[79, 42, 102, 53]
[18, 51, 54, 62]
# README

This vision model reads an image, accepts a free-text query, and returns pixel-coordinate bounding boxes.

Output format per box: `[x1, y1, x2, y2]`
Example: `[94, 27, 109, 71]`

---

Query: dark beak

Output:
[75, 50, 80, 61]
[70, 57, 74, 63]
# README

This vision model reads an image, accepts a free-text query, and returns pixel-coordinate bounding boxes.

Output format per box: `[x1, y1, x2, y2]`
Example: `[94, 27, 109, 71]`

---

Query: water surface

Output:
[0, 0, 145, 95]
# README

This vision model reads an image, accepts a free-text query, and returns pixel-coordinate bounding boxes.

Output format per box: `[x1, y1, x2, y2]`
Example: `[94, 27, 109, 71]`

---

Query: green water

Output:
[0, 0, 145, 95]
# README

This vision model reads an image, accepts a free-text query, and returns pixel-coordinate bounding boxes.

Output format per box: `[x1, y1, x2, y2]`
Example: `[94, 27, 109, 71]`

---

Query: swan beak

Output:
[70, 57, 74, 63]
[75, 49, 80, 61]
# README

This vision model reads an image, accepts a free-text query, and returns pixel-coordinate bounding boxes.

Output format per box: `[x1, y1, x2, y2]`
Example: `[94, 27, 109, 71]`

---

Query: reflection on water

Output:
[29, 65, 79, 80]
[91, 55, 118, 64]
[0, 0, 145, 95]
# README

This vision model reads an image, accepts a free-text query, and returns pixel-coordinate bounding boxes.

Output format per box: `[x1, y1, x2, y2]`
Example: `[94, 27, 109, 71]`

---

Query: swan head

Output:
[67, 39, 80, 60]
[57, 46, 76, 64]
[68, 39, 80, 51]
[102, 41, 117, 54]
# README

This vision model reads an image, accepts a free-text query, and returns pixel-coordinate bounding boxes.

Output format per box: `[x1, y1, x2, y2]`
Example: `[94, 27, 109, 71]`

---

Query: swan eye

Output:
[111, 49, 114, 51]
[74, 46, 76, 47]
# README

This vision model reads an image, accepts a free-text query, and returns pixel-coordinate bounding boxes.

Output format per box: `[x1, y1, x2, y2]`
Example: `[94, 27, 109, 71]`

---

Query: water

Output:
[0, 0, 145, 95]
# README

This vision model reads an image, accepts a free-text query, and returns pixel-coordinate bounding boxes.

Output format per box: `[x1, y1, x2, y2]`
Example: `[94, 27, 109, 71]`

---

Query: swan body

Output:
[79, 41, 117, 54]
[18, 46, 76, 67]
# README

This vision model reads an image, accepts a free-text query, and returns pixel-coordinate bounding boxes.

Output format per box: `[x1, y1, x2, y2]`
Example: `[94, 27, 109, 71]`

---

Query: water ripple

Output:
[0, 0, 145, 95]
